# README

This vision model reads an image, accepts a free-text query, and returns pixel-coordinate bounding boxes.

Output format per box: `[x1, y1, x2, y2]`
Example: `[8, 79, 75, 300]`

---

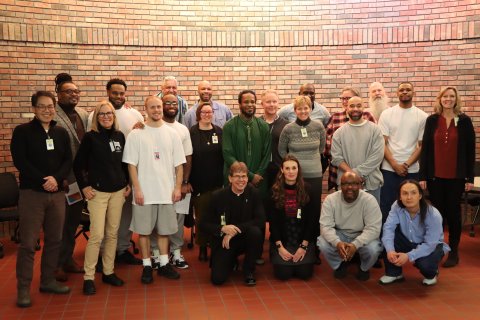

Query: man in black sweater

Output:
[199, 162, 265, 286]
[11, 91, 72, 308]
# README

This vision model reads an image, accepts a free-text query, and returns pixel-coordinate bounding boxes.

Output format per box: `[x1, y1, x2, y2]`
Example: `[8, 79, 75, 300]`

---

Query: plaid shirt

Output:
[324, 110, 376, 190]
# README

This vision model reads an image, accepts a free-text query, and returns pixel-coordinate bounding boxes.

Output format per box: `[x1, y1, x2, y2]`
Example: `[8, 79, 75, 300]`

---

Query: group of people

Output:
[9, 73, 475, 308]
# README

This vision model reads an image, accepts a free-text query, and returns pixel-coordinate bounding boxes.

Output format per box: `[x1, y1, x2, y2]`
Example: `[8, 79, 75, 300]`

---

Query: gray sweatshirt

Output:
[320, 190, 382, 249]
[331, 120, 384, 190]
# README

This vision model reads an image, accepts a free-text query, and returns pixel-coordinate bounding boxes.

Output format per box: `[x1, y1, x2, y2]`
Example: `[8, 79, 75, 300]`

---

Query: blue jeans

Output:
[317, 230, 383, 272]
[380, 170, 419, 222]
[383, 227, 444, 279]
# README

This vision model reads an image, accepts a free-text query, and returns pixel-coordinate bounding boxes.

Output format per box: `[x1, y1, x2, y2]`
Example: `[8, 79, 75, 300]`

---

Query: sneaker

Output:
[422, 276, 438, 286]
[169, 253, 189, 269]
[378, 275, 405, 285]
[255, 258, 265, 266]
[333, 262, 348, 279]
[356, 269, 370, 281]
[151, 258, 160, 270]
[141, 266, 153, 284]
[158, 263, 180, 280]
[244, 272, 256, 286]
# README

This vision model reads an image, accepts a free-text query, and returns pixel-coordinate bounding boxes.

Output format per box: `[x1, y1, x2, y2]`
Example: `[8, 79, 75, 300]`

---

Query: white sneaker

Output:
[169, 253, 189, 269]
[422, 276, 438, 286]
[378, 275, 405, 285]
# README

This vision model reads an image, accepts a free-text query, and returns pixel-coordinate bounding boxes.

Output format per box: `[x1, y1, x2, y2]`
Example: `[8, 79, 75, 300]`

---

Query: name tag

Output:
[154, 151, 160, 160]
[297, 208, 302, 219]
[212, 134, 218, 144]
[301, 127, 308, 138]
[113, 141, 122, 152]
[46, 139, 54, 150]
[220, 214, 226, 226]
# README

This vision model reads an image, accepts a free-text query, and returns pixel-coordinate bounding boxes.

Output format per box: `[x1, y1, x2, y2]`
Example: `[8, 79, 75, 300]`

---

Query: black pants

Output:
[210, 226, 263, 285]
[58, 200, 84, 267]
[427, 178, 464, 250]
[273, 263, 314, 281]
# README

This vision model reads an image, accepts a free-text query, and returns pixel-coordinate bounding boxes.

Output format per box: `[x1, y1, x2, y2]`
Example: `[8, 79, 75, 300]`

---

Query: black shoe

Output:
[334, 262, 348, 279]
[102, 273, 124, 287]
[443, 251, 459, 268]
[83, 280, 96, 295]
[17, 288, 31, 308]
[141, 266, 153, 284]
[39, 281, 71, 294]
[198, 246, 208, 262]
[158, 263, 180, 280]
[255, 258, 265, 266]
[116, 250, 142, 265]
[356, 269, 370, 281]
[244, 273, 256, 286]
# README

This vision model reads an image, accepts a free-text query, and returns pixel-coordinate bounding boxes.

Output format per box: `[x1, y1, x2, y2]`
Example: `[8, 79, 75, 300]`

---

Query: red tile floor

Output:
[1, 227, 480, 320]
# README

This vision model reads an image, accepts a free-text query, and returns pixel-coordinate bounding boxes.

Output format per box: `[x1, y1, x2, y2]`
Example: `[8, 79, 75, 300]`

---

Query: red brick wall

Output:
[1, 0, 479, 172]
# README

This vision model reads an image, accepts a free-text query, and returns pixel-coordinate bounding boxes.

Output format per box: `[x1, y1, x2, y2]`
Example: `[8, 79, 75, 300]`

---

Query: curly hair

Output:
[271, 154, 310, 209]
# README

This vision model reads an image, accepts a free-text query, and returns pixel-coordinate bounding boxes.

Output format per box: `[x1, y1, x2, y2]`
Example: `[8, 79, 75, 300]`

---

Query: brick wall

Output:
[0, 0, 479, 172]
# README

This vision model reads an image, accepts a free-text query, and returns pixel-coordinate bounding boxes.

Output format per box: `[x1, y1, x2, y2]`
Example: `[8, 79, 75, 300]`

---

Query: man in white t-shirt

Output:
[123, 96, 186, 284]
[150, 93, 193, 270]
[87, 79, 145, 267]
[378, 82, 427, 221]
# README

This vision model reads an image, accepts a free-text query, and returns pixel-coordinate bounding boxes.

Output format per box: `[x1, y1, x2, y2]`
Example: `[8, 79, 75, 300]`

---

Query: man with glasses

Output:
[317, 172, 382, 281]
[11, 91, 72, 307]
[53, 73, 89, 282]
[183, 80, 233, 129]
[324, 87, 376, 191]
[277, 83, 330, 127]
[199, 162, 265, 286]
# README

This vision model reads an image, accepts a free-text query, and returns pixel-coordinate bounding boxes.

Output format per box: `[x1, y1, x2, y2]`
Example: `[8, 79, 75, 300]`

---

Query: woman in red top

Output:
[419, 86, 475, 268]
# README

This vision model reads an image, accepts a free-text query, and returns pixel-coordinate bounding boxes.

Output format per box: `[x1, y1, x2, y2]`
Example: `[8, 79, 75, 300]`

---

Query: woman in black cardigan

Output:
[419, 86, 475, 268]
[268, 154, 316, 280]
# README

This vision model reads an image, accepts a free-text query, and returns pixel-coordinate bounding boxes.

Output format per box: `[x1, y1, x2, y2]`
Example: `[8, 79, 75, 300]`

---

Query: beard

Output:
[369, 96, 390, 120]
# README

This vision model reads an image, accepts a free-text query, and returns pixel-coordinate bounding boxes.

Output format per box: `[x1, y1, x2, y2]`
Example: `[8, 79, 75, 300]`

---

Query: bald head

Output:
[299, 83, 315, 104]
[198, 80, 213, 102]
[340, 172, 361, 203]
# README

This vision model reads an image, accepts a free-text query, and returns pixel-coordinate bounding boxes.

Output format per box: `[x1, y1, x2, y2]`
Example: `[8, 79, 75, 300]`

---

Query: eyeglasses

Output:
[98, 111, 114, 118]
[200, 111, 213, 115]
[339, 97, 352, 101]
[231, 175, 248, 180]
[35, 105, 55, 111]
[60, 89, 81, 95]
[341, 182, 361, 187]
[164, 101, 178, 106]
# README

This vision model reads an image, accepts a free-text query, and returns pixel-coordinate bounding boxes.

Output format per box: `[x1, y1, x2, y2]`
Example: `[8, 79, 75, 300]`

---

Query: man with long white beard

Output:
[367, 82, 390, 121]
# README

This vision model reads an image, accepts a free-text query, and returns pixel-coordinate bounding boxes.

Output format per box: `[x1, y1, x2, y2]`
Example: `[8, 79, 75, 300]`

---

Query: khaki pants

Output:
[84, 188, 125, 280]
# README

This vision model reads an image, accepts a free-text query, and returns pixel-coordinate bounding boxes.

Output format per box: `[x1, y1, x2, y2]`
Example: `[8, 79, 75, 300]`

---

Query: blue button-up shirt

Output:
[382, 201, 450, 262]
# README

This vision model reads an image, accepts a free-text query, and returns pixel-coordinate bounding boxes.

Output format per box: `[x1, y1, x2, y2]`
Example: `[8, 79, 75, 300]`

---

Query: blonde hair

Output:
[91, 100, 118, 132]
[293, 95, 312, 110]
[434, 86, 463, 115]
[261, 89, 278, 99]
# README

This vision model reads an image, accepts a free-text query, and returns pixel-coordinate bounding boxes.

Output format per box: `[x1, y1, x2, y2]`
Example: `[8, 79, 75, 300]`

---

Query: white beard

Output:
[369, 96, 390, 120]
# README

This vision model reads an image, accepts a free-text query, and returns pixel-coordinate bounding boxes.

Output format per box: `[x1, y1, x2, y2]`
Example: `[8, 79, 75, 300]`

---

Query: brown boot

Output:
[17, 288, 31, 308]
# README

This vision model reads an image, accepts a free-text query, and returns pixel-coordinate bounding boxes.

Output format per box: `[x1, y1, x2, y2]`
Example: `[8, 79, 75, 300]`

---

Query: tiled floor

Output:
[1, 227, 480, 320]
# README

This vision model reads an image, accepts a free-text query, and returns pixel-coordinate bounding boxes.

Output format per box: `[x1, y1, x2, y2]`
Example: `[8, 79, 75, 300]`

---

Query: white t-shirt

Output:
[123, 124, 186, 205]
[165, 121, 193, 214]
[87, 105, 144, 137]
[378, 104, 427, 173]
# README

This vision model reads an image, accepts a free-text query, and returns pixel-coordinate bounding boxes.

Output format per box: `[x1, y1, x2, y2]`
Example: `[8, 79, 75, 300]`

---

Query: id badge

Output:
[46, 139, 54, 150]
[113, 141, 121, 152]
[109, 141, 115, 152]
[212, 134, 219, 144]
[153, 148, 160, 160]
[301, 127, 308, 138]
[220, 214, 226, 226]
[297, 209, 302, 219]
